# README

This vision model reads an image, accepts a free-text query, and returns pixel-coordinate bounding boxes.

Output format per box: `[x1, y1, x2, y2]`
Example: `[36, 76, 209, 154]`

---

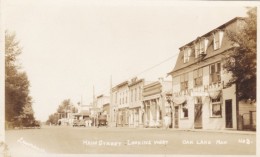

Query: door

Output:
[194, 103, 202, 129]
[225, 100, 233, 128]
[174, 106, 179, 128]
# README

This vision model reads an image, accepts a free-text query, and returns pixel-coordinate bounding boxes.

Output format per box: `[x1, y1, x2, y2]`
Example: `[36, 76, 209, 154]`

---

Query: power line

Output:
[89, 53, 179, 99]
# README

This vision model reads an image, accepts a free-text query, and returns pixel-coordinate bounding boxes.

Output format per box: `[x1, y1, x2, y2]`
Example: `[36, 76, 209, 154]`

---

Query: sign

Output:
[191, 91, 209, 97]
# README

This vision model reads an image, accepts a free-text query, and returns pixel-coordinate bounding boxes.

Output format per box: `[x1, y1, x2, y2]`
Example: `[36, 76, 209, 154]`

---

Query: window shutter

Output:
[213, 33, 216, 50]
[200, 40, 205, 54]
[188, 48, 191, 57]
[210, 64, 215, 74]
[219, 31, 224, 48]
[216, 62, 221, 73]
[195, 43, 199, 58]
[204, 38, 209, 53]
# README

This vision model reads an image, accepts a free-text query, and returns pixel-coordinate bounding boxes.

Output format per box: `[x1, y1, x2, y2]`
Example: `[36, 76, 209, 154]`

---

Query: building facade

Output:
[128, 77, 145, 128]
[142, 79, 172, 128]
[168, 17, 255, 130]
[110, 81, 130, 127]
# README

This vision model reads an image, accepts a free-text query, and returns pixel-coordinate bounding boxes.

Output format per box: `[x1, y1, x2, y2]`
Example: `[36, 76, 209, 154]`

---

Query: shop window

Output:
[194, 68, 203, 87]
[210, 97, 222, 117]
[180, 102, 188, 119]
[209, 62, 221, 84]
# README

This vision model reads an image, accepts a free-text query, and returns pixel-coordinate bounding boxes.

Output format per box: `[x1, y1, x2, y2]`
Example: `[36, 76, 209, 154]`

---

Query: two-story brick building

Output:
[168, 17, 256, 130]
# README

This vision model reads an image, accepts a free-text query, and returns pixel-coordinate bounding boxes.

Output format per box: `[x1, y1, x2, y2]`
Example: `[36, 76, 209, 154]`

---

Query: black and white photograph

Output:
[0, 0, 258, 157]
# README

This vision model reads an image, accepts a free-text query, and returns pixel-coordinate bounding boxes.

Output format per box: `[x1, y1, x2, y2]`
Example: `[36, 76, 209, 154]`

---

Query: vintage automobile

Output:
[97, 115, 108, 127]
[73, 119, 86, 127]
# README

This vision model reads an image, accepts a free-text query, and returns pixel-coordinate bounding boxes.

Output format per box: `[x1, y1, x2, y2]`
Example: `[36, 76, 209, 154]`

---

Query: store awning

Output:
[172, 96, 186, 105]
[208, 90, 221, 99]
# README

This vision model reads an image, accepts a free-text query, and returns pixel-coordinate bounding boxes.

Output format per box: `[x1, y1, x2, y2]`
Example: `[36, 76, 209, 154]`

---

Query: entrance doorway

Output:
[194, 103, 202, 129]
[174, 106, 179, 128]
[225, 99, 233, 128]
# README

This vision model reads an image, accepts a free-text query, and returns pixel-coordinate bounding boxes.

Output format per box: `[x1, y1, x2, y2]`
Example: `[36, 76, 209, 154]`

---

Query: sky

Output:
[4, 0, 252, 121]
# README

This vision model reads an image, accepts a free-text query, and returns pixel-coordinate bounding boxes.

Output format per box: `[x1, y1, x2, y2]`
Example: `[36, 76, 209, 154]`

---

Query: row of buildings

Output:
[77, 17, 256, 130]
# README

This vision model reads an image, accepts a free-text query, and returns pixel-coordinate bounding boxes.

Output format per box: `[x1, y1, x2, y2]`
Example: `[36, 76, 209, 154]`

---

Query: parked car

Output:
[97, 115, 108, 127]
[73, 119, 86, 127]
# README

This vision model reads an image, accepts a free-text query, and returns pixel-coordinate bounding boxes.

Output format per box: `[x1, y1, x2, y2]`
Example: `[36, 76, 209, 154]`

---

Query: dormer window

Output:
[213, 30, 224, 50]
[183, 47, 191, 63]
[195, 38, 209, 58]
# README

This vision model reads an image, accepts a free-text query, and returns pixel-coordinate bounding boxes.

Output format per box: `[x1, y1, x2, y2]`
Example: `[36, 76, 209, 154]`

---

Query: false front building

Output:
[142, 79, 172, 128]
[168, 17, 253, 130]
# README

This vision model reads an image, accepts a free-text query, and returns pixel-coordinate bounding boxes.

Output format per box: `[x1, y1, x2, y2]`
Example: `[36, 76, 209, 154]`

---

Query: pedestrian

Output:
[164, 114, 170, 129]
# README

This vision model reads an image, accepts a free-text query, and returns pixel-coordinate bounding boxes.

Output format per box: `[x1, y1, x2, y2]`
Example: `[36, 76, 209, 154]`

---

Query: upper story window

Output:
[193, 68, 203, 87]
[131, 89, 133, 103]
[180, 73, 189, 91]
[213, 30, 224, 50]
[139, 86, 142, 100]
[209, 62, 221, 84]
[126, 90, 128, 103]
[183, 47, 191, 63]
[195, 38, 209, 58]
[135, 88, 137, 101]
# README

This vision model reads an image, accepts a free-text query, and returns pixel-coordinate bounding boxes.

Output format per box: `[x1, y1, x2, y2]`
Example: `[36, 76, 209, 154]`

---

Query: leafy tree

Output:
[223, 7, 256, 101]
[46, 99, 78, 124]
[57, 99, 78, 118]
[46, 113, 59, 125]
[5, 31, 35, 125]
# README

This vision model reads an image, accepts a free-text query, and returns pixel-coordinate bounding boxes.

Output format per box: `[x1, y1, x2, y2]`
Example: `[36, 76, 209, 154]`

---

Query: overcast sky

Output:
[5, 0, 252, 121]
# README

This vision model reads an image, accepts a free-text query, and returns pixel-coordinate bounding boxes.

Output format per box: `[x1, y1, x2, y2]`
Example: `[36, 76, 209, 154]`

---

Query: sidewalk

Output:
[168, 128, 256, 135]
[106, 125, 256, 135]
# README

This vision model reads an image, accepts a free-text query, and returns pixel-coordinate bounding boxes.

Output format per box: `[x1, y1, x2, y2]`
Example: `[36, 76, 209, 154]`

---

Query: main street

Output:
[5, 126, 256, 156]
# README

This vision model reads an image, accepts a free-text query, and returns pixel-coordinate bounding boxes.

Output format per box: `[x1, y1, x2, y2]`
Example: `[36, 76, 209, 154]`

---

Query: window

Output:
[180, 73, 189, 91]
[209, 62, 221, 84]
[135, 88, 137, 101]
[211, 97, 222, 117]
[115, 93, 117, 104]
[180, 102, 188, 118]
[193, 68, 203, 87]
[131, 89, 133, 103]
[183, 48, 191, 63]
[126, 91, 128, 103]
[213, 30, 224, 50]
[123, 92, 125, 104]
[139, 86, 142, 100]
[195, 43, 200, 58]
[195, 38, 209, 58]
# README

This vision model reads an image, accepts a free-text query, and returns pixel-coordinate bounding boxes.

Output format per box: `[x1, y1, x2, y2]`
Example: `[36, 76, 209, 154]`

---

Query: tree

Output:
[5, 31, 35, 125]
[223, 7, 256, 101]
[46, 113, 59, 125]
[46, 99, 78, 124]
[57, 99, 78, 118]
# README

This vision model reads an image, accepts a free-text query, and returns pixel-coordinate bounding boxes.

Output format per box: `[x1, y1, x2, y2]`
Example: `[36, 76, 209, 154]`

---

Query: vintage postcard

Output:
[0, 0, 258, 157]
